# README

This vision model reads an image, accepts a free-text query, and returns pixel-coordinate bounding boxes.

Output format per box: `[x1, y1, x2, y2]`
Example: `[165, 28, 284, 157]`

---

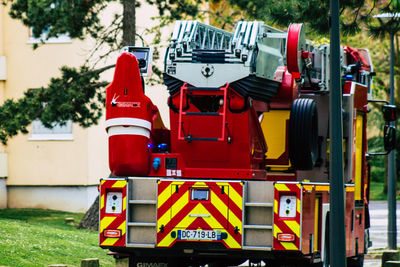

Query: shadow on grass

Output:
[0, 208, 85, 226]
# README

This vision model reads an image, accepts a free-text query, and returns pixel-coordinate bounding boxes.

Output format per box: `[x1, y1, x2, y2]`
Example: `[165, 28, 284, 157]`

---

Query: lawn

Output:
[0, 209, 114, 267]
[370, 181, 400, 201]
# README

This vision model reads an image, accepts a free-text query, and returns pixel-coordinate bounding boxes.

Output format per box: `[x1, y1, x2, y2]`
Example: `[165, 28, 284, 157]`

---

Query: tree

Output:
[0, 0, 203, 145]
[0, 0, 206, 230]
[3, 0, 400, 228]
[226, 0, 400, 35]
[3, 0, 400, 146]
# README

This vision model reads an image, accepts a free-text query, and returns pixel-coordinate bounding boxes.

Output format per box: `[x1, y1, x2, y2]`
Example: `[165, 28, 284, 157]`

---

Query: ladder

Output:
[170, 21, 233, 53]
[177, 83, 229, 142]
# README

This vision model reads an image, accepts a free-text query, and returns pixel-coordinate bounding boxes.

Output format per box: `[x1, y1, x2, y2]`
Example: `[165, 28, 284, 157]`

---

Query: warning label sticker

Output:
[116, 102, 141, 108]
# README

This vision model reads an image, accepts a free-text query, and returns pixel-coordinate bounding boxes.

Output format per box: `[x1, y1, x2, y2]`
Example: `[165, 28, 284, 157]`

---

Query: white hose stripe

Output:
[105, 118, 151, 130]
[107, 126, 150, 138]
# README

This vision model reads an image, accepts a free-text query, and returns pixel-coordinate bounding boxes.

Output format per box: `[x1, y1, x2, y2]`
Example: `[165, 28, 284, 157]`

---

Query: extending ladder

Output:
[170, 21, 233, 53]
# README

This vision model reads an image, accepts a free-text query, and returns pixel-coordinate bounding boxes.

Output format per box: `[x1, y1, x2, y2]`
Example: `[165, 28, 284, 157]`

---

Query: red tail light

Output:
[277, 233, 295, 242]
[104, 229, 121, 238]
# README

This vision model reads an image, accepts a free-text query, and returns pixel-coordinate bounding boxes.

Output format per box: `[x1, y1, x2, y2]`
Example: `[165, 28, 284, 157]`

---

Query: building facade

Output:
[0, 2, 170, 212]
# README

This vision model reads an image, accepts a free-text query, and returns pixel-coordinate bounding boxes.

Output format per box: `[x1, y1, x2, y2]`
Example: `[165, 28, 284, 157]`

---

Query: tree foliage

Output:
[1, 0, 400, 146]
[0, 0, 205, 145]
[6, 0, 112, 43]
[0, 65, 110, 144]
[227, 0, 400, 36]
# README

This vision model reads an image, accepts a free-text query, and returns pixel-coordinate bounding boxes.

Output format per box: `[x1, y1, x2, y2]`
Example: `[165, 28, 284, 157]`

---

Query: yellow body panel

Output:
[314, 197, 320, 252]
[261, 110, 291, 169]
[157, 181, 243, 249]
[355, 114, 364, 200]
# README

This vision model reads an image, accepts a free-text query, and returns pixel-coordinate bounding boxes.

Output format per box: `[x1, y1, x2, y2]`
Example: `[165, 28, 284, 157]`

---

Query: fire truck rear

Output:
[99, 20, 396, 266]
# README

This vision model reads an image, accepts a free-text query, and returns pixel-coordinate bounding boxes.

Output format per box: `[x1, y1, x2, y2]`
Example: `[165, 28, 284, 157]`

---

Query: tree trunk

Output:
[77, 195, 99, 231]
[78, 0, 137, 231]
[122, 0, 136, 46]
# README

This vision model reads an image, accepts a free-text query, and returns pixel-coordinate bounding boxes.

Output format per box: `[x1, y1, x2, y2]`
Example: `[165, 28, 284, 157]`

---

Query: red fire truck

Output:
[99, 21, 395, 267]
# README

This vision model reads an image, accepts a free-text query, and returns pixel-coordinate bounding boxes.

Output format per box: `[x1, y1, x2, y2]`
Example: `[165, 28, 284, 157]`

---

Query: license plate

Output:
[177, 230, 220, 240]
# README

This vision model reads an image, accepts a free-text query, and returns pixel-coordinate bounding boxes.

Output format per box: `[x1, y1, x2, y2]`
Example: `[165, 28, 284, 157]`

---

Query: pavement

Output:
[364, 201, 400, 266]
[364, 259, 381, 266]
[369, 201, 400, 250]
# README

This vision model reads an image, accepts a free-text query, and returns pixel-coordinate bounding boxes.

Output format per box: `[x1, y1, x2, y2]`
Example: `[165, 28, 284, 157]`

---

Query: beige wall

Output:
[7, 186, 98, 212]
[2, 3, 109, 187]
[1, 2, 172, 193]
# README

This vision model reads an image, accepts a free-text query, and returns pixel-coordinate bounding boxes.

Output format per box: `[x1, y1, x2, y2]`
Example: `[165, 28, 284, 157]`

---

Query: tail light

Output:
[104, 229, 122, 238]
[277, 233, 295, 242]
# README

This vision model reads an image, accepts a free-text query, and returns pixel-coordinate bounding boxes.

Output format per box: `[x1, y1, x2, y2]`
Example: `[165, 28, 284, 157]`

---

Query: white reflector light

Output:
[104, 229, 121, 238]
[279, 195, 297, 218]
[277, 233, 295, 242]
[105, 192, 123, 214]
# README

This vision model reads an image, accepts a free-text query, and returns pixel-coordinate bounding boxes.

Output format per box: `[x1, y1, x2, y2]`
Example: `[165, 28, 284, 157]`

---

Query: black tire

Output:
[289, 98, 318, 170]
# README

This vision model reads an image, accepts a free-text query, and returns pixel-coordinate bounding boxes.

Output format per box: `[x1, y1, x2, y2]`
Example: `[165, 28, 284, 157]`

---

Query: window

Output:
[26, 27, 72, 44]
[29, 119, 73, 141]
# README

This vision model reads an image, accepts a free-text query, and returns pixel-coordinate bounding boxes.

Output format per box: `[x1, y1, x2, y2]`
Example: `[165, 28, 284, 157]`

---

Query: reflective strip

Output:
[101, 237, 119, 246]
[281, 241, 298, 250]
[315, 185, 329, 191]
[297, 198, 301, 213]
[157, 181, 243, 249]
[99, 179, 127, 247]
[303, 185, 313, 191]
[275, 184, 290, 191]
[100, 216, 117, 232]
[274, 183, 301, 251]
[284, 220, 300, 238]
[105, 118, 151, 130]
[123, 196, 127, 211]
[112, 180, 127, 188]
[100, 195, 105, 210]
[346, 186, 355, 192]
[108, 126, 150, 138]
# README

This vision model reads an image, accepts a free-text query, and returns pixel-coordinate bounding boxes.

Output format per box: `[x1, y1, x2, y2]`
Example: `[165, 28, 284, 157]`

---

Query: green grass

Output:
[0, 209, 114, 267]
[370, 181, 400, 201]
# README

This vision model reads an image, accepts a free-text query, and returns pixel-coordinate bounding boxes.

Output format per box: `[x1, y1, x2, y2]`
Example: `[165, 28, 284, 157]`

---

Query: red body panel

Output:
[164, 85, 267, 179]
[273, 183, 302, 251]
[105, 52, 155, 176]
[99, 179, 127, 247]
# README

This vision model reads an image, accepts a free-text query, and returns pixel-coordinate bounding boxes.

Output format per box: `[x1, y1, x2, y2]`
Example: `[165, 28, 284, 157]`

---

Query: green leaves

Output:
[0, 65, 110, 145]
[225, 0, 399, 37]
[0, 0, 213, 145]
[6, 0, 112, 42]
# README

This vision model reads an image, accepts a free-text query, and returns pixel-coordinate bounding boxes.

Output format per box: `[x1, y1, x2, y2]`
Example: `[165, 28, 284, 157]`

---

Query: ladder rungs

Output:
[243, 224, 272, 230]
[128, 222, 156, 227]
[128, 200, 157, 205]
[245, 202, 273, 207]
[242, 245, 272, 251]
[184, 112, 221, 116]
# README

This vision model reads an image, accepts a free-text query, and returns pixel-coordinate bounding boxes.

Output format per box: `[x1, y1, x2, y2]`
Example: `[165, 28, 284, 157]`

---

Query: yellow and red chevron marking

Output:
[273, 183, 301, 251]
[157, 180, 243, 249]
[99, 179, 127, 247]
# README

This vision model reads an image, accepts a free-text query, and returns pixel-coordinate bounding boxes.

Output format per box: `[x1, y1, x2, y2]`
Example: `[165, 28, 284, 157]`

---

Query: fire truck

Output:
[99, 20, 396, 267]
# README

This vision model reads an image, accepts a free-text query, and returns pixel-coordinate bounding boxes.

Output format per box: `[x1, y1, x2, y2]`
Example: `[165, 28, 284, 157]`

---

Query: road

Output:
[369, 200, 400, 250]
[364, 201, 400, 267]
